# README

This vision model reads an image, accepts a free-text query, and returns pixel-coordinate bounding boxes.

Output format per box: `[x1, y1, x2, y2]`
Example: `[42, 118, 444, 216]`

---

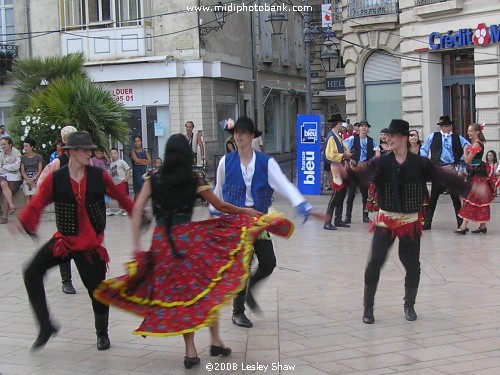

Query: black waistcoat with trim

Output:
[374, 153, 429, 213]
[352, 135, 375, 162]
[430, 132, 463, 164]
[53, 165, 106, 236]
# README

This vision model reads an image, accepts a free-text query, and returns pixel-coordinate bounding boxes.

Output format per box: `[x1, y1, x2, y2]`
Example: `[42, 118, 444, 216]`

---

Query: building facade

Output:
[1, 0, 308, 170]
[341, 0, 500, 151]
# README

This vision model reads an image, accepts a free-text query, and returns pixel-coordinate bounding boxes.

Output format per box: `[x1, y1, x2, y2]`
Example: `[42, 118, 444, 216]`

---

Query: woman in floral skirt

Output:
[94, 134, 293, 369]
[456, 124, 498, 234]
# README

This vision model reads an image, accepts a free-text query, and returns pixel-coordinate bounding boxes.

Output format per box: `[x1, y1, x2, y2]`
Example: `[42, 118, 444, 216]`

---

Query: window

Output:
[0, 0, 14, 44]
[60, 0, 151, 29]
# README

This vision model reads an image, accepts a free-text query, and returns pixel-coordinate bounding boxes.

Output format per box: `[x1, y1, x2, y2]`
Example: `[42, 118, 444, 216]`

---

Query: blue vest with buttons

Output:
[222, 151, 274, 213]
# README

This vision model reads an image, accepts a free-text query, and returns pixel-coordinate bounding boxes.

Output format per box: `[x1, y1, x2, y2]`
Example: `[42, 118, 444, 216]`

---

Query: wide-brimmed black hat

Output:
[437, 115, 453, 126]
[359, 120, 371, 128]
[386, 119, 410, 136]
[327, 113, 343, 123]
[229, 116, 263, 138]
[62, 131, 97, 149]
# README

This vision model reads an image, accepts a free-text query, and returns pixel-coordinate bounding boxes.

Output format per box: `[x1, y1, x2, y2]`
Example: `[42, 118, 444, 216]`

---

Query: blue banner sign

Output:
[296, 114, 321, 195]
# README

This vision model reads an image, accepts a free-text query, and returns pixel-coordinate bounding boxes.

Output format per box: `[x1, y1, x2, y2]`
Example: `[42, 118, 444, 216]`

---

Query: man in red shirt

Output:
[18, 132, 134, 351]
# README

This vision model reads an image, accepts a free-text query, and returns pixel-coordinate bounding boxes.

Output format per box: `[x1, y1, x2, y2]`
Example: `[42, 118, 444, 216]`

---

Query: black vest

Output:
[57, 152, 69, 167]
[352, 135, 375, 162]
[375, 153, 429, 213]
[430, 132, 463, 165]
[53, 166, 106, 236]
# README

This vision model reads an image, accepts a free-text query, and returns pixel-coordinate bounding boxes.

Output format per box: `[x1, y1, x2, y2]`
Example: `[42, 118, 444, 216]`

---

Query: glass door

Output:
[121, 108, 142, 166]
[146, 106, 159, 161]
[445, 83, 475, 136]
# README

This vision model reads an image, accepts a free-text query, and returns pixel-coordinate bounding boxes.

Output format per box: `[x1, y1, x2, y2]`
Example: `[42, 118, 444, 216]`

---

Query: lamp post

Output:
[199, 1, 227, 36]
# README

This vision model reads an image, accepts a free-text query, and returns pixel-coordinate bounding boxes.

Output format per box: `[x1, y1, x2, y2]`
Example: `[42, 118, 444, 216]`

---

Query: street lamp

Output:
[320, 39, 340, 73]
[265, 1, 288, 35]
[199, 1, 227, 36]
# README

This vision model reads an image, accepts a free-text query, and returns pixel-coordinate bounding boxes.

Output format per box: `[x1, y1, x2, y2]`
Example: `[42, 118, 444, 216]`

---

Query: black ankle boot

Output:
[31, 321, 59, 351]
[404, 287, 418, 321]
[363, 284, 377, 324]
[95, 312, 111, 350]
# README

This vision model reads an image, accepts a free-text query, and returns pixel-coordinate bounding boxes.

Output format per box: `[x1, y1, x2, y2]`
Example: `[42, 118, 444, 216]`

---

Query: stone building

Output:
[0, 0, 309, 170]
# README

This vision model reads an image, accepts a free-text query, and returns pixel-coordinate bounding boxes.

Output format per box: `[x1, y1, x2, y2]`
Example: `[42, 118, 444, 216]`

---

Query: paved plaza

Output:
[0, 195, 499, 375]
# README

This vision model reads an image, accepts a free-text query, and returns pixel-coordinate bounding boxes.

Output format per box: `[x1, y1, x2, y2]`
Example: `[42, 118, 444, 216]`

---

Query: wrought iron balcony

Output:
[310, 2, 343, 25]
[347, 0, 399, 19]
[415, 0, 449, 5]
[0, 44, 18, 83]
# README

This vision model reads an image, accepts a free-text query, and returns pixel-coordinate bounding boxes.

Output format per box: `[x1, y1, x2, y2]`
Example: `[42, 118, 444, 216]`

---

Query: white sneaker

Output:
[106, 209, 114, 216]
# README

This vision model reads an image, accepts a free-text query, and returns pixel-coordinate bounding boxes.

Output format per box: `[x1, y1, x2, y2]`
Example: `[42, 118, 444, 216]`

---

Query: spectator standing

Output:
[108, 148, 131, 216]
[129, 136, 151, 199]
[0, 136, 22, 223]
[0, 124, 10, 138]
[184, 121, 205, 165]
[21, 138, 43, 205]
[49, 139, 63, 163]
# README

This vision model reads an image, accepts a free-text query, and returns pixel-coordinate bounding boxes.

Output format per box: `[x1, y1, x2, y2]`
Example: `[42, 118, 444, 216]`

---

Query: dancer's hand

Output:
[243, 208, 263, 217]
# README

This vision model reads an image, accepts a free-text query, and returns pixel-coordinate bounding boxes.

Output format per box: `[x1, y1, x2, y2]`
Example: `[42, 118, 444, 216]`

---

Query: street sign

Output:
[296, 114, 321, 195]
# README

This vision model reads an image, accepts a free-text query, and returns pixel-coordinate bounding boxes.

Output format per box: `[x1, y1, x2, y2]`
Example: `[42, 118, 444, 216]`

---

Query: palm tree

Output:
[7, 54, 129, 162]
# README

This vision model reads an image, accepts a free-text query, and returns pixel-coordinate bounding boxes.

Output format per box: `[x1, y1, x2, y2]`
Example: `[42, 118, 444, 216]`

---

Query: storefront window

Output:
[364, 52, 402, 135]
[443, 50, 474, 76]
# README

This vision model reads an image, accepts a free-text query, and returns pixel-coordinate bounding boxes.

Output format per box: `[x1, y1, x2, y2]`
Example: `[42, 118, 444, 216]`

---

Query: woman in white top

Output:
[0, 136, 22, 223]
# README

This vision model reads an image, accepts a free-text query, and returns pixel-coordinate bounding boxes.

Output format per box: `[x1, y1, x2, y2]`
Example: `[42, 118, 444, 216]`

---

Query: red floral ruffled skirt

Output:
[94, 213, 293, 337]
[459, 170, 498, 223]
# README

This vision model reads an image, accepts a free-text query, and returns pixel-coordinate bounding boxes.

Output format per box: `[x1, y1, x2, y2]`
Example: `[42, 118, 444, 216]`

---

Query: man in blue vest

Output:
[420, 116, 470, 230]
[343, 120, 379, 223]
[211, 117, 317, 328]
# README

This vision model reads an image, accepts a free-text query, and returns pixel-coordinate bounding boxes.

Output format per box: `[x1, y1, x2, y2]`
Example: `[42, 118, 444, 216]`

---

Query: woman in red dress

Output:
[94, 134, 293, 369]
[456, 124, 498, 234]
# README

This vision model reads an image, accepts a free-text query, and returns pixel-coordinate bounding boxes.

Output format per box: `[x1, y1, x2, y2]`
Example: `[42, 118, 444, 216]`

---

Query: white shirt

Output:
[212, 151, 305, 211]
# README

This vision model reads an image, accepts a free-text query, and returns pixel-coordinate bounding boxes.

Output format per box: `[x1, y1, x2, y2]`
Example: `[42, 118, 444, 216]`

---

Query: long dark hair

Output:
[486, 149, 497, 164]
[160, 133, 193, 185]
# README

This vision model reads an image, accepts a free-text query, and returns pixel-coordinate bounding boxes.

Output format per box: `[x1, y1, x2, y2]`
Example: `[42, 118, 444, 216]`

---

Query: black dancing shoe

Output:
[404, 306, 418, 321]
[210, 345, 232, 357]
[232, 313, 253, 328]
[334, 220, 350, 228]
[62, 281, 76, 294]
[31, 322, 59, 351]
[454, 228, 467, 235]
[471, 227, 487, 234]
[323, 221, 337, 230]
[97, 334, 110, 351]
[362, 307, 374, 324]
[183, 356, 200, 369]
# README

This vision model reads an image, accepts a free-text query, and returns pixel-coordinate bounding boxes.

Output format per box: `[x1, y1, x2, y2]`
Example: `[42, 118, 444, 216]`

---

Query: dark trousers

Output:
[346, 184, 368, 218]
[365, 227, 421, 290]
[325, 186, 347, 223]
[59, 259, 72, 284]
[425, 181, 462, 227]
[233, 238, 276, 315]
[23, 239, 109, 327]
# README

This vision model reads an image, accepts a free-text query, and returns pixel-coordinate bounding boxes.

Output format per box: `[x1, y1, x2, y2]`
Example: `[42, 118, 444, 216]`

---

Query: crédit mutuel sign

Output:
[428, 23, 500, 50]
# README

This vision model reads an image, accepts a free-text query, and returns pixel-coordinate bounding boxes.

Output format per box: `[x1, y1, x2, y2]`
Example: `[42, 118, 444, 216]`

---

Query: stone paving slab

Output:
[0, 195, 499, 374]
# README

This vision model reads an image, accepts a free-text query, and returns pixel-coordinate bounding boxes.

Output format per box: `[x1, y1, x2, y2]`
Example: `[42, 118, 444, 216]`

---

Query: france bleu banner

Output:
[296, 114, 321, 195]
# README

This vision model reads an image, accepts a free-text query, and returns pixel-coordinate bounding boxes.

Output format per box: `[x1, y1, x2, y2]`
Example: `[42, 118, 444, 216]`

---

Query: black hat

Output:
[359, 120, 371, 128]
[380, 128, 389, 134]
[386, 119, 410, 136]
[230, 116, 263, 138]
[327, 113, 343, 123]
[62, 131, 97, 149]
[437, 116, 453, 126]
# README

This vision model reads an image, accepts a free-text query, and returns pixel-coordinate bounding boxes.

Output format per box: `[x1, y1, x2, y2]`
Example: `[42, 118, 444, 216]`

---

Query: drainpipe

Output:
[250, 8, 258, 126]
[26, 0, 33, 57]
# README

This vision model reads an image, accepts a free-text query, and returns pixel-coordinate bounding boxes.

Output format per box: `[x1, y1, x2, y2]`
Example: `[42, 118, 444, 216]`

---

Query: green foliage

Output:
[7, 54, 130, 162]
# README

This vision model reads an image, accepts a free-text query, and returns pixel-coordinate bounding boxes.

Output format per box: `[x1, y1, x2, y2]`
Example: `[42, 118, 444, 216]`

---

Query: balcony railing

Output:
[347, 0, 399, 19]
[310, 2, 343, 25]
[0, 44, 18, 83]
[414, 0, 448, 5]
